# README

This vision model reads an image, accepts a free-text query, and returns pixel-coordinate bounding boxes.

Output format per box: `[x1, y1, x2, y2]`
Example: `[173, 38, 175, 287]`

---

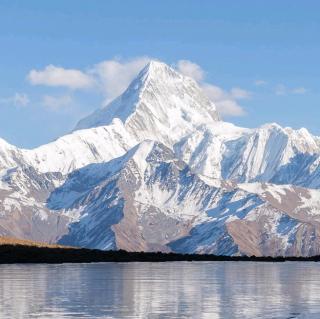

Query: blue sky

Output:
[0, 0, 319, 148]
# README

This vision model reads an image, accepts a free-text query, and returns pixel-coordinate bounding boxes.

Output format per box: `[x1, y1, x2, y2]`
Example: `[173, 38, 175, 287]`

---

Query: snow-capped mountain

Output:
[75, 61, 220, 145]
[0, 60, 319, 256]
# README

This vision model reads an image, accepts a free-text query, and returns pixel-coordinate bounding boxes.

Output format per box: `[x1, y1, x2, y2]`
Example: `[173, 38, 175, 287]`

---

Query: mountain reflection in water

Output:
[0, 262, 320, 318]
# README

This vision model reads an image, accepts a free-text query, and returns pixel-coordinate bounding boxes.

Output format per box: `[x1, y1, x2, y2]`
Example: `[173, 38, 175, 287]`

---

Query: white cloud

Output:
[89, 57, 151, 103]
[28, 65, 94, 89]
[42, 95, 73, 110]
[254, 80, 267, 86]
[176, 60, 204, 82]
[201, 84, 225, 101]
[26, 57, 251, 117]
[202, 84, 246, 117]
[177, 60, 249, 117]
[292, 87, 307, 94]
[214, 99, 246, 117]
[0, 93, 29, 107]
[27, 58, 150, 103]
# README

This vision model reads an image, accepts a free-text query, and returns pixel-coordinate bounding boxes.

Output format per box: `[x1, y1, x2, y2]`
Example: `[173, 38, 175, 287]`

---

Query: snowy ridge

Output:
[175, 121, 320, 184]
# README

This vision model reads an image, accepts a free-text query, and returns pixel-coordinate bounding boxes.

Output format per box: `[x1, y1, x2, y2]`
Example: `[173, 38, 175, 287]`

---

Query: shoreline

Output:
[0, 244, 320, 264]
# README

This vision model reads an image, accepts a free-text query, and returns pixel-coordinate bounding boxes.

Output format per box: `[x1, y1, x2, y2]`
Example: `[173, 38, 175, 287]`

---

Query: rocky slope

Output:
[0, 60, 319, 256]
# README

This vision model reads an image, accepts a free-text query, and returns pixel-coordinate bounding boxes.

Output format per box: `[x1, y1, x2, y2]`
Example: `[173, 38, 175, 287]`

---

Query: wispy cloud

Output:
[254, 80, 267, 86]
[42, 95, 73, 110]
[275, 84, 308, 96]
[230, 87, 251, 100]
[275, 84, 287, 96]
[0, 93, 30, 107]
[292, 87, 307, 94]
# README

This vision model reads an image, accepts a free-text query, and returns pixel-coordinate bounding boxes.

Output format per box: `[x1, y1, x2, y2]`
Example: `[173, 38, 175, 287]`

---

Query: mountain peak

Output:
[74, 60, 220, 145]
[144, 60, 170, 72]
[139, 60, 180, 80]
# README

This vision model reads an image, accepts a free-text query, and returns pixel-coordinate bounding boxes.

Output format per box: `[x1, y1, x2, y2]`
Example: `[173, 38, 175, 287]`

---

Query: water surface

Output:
[0, 262, 320, 318]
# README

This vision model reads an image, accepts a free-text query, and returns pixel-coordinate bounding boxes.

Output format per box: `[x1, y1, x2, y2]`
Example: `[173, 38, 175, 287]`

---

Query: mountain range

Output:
[1, 60, 320, 256]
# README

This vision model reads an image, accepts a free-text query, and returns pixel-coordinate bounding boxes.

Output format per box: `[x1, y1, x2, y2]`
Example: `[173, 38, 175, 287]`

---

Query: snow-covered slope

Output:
[23, 119, 137, 174]
[47, 141, 320, 256]
[0, 60, 319, 256]
[0, 138, 24, 170]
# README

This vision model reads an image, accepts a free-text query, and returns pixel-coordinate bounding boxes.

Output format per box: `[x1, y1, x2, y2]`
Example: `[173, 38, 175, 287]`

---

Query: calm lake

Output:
[0, 262, 319, 318]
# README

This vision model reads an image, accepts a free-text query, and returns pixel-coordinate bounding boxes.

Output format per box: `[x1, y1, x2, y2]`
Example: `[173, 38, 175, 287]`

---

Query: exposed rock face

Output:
[0, 60, 320, 256]
[0, 166, 70, 243]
